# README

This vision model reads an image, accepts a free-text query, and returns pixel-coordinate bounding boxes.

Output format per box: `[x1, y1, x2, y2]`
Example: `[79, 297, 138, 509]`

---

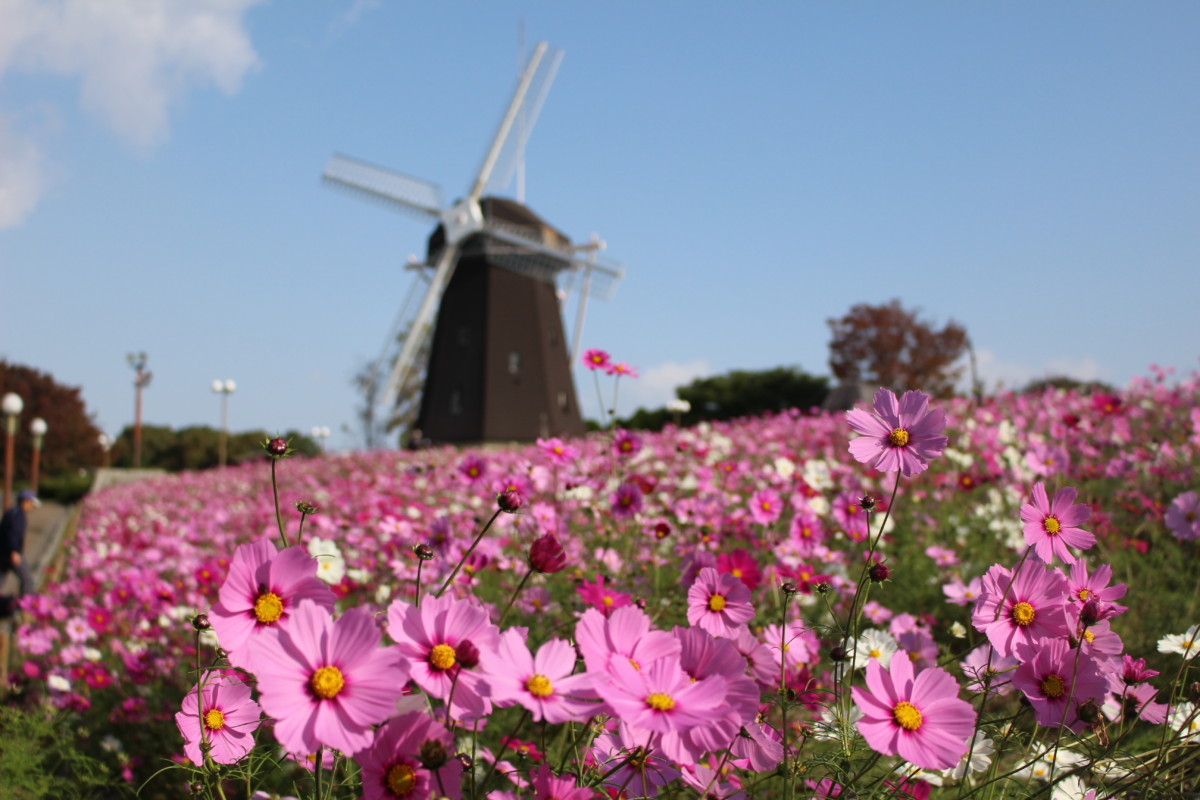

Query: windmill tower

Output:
[323, 43, 623, 445]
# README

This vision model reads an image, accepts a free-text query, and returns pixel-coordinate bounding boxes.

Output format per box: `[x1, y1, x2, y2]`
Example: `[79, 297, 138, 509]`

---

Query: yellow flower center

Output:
[1011, 601, 1036, 627]
[1043, 516, 1062, 535]
[525, 675, 553, 698]
[1078, 589, 1092, 601]
[602, 596, 614, 607]
[646, 692, 675, 711]
[761, 501, 772, 511]
[892, 701, 922, 731]
[869, 649, 882, 659]
[731, 568, 743, 578]
[1083, 630, 1095, 643]
[310, 666, 345, 700]
[253, 592, 284, 624]
[386, 763, 417, 796]
[708, 594, 727, 612]
[888, 428, 910, 447]
[1040, 674, 1066, 699]
[204, 708, 225, 731]
[629, 658, 641, 671]
[429, 644, 457, 671]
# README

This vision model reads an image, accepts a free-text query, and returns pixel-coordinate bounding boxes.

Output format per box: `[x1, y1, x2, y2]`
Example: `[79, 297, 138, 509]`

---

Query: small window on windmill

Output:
[457, 326, 471, 347]
[508, 352, 521, 375]
[450, 388, 463, 416]
[557, 391, 569, 412]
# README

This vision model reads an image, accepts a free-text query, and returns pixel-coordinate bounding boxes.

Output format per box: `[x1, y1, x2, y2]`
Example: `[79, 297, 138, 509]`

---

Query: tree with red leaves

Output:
[0, 361, 106, 483]
[827, 300, 968, 398]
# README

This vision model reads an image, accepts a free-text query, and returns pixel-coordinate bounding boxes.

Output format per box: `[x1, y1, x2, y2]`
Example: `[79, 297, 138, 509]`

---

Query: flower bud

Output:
[413, 543, 435, 562]
[497, 489, 522, 513]
[419, 739, 449, 770]
[454, 640, 480, 669]
[781, 582, 799, 596]
[859, 495, 877, 512]
[294, 501, 319, 515]
[263, 437, 291, 457]
[456, 753, 473, 771]
[1077, 699, 1102, 724]
[192, 614, 210, 631]
[1189, 681, 1200, 704]
[829, 645, 849, 663]
[528, 533, 567, 574]
[868, 561, 890, 583]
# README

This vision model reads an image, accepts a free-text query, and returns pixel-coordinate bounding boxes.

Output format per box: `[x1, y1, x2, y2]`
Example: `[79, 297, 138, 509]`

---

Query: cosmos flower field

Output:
[10, 362, 1200, 800]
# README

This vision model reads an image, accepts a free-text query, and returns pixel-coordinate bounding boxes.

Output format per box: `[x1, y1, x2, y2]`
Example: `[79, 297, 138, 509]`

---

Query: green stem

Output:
[271, 460, 289, 549]
[436, 509, 503, 598]
[498, 569, 534, 627]
[476, 709, 529, 799]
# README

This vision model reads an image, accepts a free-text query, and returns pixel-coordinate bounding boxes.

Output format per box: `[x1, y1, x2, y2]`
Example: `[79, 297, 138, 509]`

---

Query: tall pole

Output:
[2, 393, 23, 509]
[30, 418, 47, 495]
[212, 379, 236, 468]
[127, 353, 151, 469]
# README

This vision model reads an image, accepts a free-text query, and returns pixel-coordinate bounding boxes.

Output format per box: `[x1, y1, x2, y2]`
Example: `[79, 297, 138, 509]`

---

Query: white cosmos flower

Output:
[853, 629, 897, 670]
[1158, 624, 1200, 658]
[306, 537, 346, 585]
[942, 734, 994, 781]
[1169, 701, 1200, 741]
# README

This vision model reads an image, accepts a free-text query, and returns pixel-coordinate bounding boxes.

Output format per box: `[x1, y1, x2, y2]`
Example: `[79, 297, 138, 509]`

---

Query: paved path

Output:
[1, 500, 70, 598]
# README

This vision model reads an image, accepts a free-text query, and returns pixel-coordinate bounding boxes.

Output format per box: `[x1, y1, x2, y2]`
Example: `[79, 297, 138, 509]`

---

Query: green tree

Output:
[110, 426, 319, 471]
[616, 366, 829, 430]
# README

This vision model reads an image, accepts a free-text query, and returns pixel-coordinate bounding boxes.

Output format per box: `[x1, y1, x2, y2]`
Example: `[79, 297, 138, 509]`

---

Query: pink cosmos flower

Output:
[457, 455, 487, 484]
[613, 429, 643, 457]
[686, 567, 755, 638]
[960, 645, 1018, 695]
[749, 489, 783, 526]
[716, 548, 763, 591]
[529, 765, 593, 800]
[1011, 638, 1107, 729]
[582, 348, 611, 371]
[536, 437, 579, 467]
[576, 575, 633, 617]
[610, 481, 644, 518]
[209, 540, 336, 671]
[576, 605, 680, 676]
[254, 601, 410, 756]
[1166, 491, 1200, 541]
[484, 630, 595, 723]
[175, 671, 261, 765]
[357, 711, 463, 800]
[590, 730, 681, 797]
[671, 625, 765, 764]
[387, 593, 500, 722]
[788, 511, 826, 556]
[971, 561, 1070, 659]
[1025, 443, 1070, 477]
[593, 657, 728, 739]
[846, 388, 948, 477]
[851, 652, 976, 770]
[1020, 483, 1095, 564]
[605, 361, 638, 378]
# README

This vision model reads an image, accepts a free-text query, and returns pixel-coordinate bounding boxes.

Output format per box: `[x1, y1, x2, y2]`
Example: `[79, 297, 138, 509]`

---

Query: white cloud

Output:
[0, 113, 45, 229]
[328, 0, 381, 40]
[597, 359, 711, 417]
[0, 0, 263, 225]
[970, 349, 1107, 392]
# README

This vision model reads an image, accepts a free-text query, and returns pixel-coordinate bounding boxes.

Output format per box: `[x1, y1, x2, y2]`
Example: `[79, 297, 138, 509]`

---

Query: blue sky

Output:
[1, 2, 1198, 450]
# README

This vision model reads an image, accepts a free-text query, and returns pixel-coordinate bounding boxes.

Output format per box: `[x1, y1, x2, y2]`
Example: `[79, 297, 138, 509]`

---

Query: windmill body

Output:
[323, 43, 623, 446]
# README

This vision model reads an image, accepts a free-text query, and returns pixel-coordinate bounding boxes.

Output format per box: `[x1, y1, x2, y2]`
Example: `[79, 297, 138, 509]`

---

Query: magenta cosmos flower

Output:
[1166, 491, 1200, 541]
[1011, 638, 1107, 730]
[1020, 483, 1095, 564]
[686, 567, 755, 638]
[846, 388, 947, 477]
[483, 629, 595, 723]
[387, 593, 500, 722]
[593, 657, 728, 740]
[357, 711, 462, 800]
[209, 540, 336, 671]
[254, 601, 410, 756]
[582, 348, 611, 371]
[851, 653, 976, 770]
[971, 561, 1070, 659]
[175, 671, 261, 765]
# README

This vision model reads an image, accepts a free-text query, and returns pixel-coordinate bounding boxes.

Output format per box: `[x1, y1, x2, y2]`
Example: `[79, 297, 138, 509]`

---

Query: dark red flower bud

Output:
[868, 561, 890, 583]
[528, 533, 567, 574]
[419, 739, 449, 769]
[266, 437, 289, 456]
[497, 489, 522, 513]
[654, 522, 671, 539]
[413, 543, 435, 561]
[781, 582, 799, 595]
[455, 640, 480, 669]
[829, 645, 849, 663]
[859, 495, 877, 512]
[1077, 699, 1102, 724]
[192, 614, 210, 631]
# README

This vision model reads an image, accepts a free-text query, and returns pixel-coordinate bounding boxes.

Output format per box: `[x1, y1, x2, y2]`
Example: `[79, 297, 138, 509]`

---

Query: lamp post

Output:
[29, 417, 47, 495]
[311, 426, 331, 453]
[127, 353, 152, 468]
[2, 392, 23, 509]
[211, 379, 236, 467]
[98, 433, 112, 469]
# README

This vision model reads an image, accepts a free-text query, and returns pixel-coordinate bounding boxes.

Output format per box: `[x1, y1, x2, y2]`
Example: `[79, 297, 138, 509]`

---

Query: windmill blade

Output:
[468, 42, 551, 202]
[557, 251, 625, 302]
[323, 154, 444, 222]
[381, 242, 460, 407]
[484, 44, 564, 199]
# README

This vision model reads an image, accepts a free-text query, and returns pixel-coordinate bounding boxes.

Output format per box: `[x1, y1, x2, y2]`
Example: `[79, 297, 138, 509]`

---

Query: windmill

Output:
[323, 43, 623, 446]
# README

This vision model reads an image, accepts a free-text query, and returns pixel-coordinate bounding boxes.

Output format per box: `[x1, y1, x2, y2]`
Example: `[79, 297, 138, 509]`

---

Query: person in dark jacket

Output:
[0, 488, 37, 599]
